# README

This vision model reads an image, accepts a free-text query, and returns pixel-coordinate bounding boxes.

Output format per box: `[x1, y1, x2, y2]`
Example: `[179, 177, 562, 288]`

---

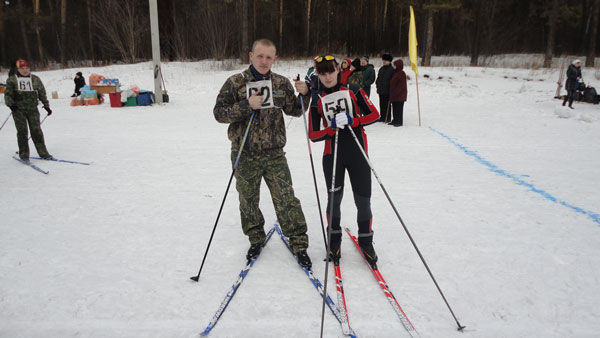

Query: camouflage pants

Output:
[12, 108, 49, 160]
[232, 152, 309, 253]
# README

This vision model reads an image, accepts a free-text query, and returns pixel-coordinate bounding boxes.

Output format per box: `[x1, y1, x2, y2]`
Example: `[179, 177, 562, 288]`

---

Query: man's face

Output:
[18, 67, 30, 76]
[317, 66, 340, 89]
[360, 59, 367, 66]
[249, 44, 278, 75]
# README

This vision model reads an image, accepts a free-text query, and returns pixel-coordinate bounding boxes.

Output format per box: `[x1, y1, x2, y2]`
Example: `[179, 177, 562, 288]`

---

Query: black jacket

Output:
[375, 64, 394, 96]
[565, 65, 582, 91]
[74, 76, 86, 93]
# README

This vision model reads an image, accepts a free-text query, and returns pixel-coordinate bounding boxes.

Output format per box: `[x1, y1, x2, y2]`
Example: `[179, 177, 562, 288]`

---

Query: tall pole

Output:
[149, 0, 163, 103]
[416, 76, 421, 126]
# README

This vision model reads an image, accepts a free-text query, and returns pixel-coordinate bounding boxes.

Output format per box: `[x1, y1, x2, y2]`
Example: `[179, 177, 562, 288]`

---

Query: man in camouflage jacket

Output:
[5, 59, 53, 162]
[213, 39, 312, 268]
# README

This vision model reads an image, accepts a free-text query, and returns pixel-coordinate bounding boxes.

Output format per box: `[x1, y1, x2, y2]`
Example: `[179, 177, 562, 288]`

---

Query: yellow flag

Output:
[408, 5, 418, 76]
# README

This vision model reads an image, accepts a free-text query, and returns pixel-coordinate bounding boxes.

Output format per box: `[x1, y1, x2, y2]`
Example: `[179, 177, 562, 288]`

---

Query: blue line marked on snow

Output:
[429, 127, 600, 225]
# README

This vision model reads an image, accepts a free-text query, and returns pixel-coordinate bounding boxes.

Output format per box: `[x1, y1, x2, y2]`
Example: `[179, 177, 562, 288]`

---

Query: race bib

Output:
[246, 80, 274, 109]
[320, 90, 354, 127]
[16, 76, 34, 92]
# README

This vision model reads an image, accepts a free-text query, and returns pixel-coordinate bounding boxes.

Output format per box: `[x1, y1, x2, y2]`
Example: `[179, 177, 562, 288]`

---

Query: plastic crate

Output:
[125, 97, 137, 106]
[136, 92, 155, 106]
[109, 92, 122, 108]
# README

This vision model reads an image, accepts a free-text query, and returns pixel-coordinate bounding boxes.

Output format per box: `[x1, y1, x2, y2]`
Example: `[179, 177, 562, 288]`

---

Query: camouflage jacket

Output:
[4, 74, 49, 111]
[214, 67, 307, 157]
[347, 70, 364, 88]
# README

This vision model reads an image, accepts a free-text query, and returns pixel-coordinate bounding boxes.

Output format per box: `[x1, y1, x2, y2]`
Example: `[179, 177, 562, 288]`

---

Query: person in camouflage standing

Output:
[5, 58, 53, 163]
[213, 39, 312, 268]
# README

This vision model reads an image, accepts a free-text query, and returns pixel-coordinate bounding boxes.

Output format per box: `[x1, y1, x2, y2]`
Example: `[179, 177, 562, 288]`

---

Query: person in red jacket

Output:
[340, 58, 352, 85]
[389, 59, 407, 126]
[295, 55, 380, 268]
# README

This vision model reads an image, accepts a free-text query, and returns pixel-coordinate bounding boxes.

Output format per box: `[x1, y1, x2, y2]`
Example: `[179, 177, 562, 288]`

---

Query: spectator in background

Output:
[360, 56, 375, 97]
[389, 59, 407, 127]
[375, 53, 394, 123]
[72, 72, 86, 97]
[340, 58, 352, 85]
[563, 59, 582, 109]
[347, 58, 363, 88]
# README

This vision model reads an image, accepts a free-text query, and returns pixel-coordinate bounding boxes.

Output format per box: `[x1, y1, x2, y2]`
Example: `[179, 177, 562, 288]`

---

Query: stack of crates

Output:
[82, 88, 99, 105]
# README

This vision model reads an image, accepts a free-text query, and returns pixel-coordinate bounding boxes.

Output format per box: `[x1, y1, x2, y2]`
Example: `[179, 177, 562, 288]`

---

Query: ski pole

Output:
[347, 127, 466, 331]
[190, 111, 256, 282]
[0, 112, 12, 131]
[320, 127, 340, 338]
[300, 94, 327, 249]
[28, 113, 49, 140]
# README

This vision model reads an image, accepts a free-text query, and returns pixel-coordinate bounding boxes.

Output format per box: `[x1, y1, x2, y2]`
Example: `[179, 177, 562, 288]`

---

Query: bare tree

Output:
[197, 3, 231, 59]
[422, 0, 461, 66]
[305, 0, 311, 55]
[93, 0, 148, 63]
[87, 0, 95, 65]
[470, 0, 482, 66]
[279, 0, 283, 53]
[383, 0, 389, 32]
[0, 2, 6, 65]
[543, 0, 559, 68]
[60, 0, 66, 66]
[586, 0, 599, 67]
[423, 7, 434, 66]
[33, 0, 45, 65]
[241, 0, 249, 62]
[17, 1, 33, 62]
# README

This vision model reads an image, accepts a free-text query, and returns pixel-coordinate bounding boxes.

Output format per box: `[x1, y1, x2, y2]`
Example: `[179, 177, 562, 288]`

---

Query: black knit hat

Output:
[76, 72, 83, 76]
[351, 58, 361, 69]
[382, 53, 393, 62]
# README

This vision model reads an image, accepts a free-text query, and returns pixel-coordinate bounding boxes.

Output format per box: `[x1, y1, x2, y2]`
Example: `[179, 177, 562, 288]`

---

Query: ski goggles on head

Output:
[316, 55, 336, 63]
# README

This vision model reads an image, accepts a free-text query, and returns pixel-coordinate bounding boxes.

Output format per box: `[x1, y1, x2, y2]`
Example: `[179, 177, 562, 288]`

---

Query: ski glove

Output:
[331, 113, 353, 129]
[43, 106, 52, 116]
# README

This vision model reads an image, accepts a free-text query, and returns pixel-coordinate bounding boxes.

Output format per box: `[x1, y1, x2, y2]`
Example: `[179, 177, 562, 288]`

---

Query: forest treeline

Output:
[0, 0, 598, 68]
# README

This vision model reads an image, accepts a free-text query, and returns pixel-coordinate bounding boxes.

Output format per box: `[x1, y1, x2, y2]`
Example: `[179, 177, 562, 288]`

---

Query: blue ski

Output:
[31, 157, 91, 165]
[13, 156, 49, 174]
[200, 226, 276, 336]
[275, 223, 359, 338]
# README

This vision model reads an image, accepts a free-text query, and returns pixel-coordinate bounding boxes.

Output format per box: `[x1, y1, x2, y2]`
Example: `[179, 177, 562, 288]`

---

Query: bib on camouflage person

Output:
[246, 80, 274, 109]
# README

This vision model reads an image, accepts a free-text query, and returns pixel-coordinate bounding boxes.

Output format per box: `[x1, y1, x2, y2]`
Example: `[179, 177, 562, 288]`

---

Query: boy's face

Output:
[249, 44, 278, 75]
[18, 67, 31, 76]
[317, 66, 340, 89]
[361, 59, 367, 66]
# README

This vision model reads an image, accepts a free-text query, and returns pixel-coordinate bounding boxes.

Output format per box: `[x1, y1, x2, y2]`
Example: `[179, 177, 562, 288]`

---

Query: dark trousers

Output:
[378, 95, 391, 122]
[563, 89, 576, 107]
[322, 131, 373, 241]
[391, 101, 404, 126]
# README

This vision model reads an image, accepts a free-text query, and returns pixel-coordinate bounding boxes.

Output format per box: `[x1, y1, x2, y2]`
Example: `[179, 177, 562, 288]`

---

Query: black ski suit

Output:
[308, 83, 380, 243]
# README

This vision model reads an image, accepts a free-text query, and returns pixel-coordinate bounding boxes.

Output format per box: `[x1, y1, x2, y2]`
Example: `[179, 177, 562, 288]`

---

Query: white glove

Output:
[333, 113, 351, 129]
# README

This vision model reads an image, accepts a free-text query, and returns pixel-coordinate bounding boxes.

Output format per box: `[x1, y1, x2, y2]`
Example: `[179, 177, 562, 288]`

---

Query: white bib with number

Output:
[320, 90, 354, 127]
[246, 80, 274, 109]
[16, 76, 34, 92]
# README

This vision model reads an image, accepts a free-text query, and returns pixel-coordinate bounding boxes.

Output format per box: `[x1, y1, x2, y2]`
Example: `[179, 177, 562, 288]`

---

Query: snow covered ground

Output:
[1, 59, 599, 338]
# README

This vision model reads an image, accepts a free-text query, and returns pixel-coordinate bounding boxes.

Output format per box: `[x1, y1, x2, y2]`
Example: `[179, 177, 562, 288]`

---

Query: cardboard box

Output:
[90, 85, 117, 94]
